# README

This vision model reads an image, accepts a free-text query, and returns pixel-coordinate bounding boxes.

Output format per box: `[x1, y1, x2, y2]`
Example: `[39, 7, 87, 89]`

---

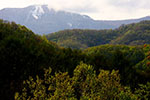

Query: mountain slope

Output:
[0, 5, 150, 34]
[110, 21, 150, 45]
[0, 19, 59, 99]
[46, 29, 118, 49]
[0, 5, 114, 34]
[47, 21, 150, 49]
[0, 19, 86, 99]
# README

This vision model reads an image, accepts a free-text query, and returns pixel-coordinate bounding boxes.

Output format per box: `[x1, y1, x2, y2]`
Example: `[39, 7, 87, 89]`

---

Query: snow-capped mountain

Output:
[31, 5, 45, 19]
[0, 5, 98, 34]
[0, 5, 150, 34]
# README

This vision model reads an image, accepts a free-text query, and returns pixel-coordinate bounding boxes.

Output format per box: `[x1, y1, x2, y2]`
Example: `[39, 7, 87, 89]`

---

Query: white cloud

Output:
[0, 0, 150, 20]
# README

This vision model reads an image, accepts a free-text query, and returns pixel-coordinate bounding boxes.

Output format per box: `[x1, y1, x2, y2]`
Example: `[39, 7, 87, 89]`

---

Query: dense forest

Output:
[47, 21, 150, 49]
[0, 19, 150, 100]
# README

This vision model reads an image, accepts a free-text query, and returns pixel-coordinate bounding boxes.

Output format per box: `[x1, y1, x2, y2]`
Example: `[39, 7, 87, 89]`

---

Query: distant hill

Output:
[110, 21, 150, 45]
[47, 21, 150, 49]
[0, 5, 150, 34]
[100, 16, 150, 28]
[46, 29, 118, 49]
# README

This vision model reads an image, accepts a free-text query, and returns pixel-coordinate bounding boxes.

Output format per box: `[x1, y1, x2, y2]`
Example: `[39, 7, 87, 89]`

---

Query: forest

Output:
[47, 21, 150, 49]
[0, 19, 150, 100]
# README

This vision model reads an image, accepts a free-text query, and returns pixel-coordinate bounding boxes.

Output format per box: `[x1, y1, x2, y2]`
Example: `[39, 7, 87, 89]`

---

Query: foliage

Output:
[118, 87, 138, 100]
[46, 29, 118, 49]
[111, 21, 150, 45]
[135, 44, 150, 78]
[0, 19, 84, 99]
[15, 63, 134, 100]
[47, 21, 150, 49]
[135, 82, 150, 100]
[1, 19, 150, 99]
[84, 45, 146, 87]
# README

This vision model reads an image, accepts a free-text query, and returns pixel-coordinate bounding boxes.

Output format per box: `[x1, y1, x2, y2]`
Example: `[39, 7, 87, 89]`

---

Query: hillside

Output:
[0, 20, 85, 99]
[0, 19, 58, 99]
[1, 19, 150, 99]
[47, 20, 150, 49]
[15, 44, 150, 100]
[110, 21, 150, 45]
[46, 29, 119, 49]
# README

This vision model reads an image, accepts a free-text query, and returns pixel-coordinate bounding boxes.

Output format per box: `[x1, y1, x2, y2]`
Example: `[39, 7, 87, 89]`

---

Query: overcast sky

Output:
[0, 0, 150, 20]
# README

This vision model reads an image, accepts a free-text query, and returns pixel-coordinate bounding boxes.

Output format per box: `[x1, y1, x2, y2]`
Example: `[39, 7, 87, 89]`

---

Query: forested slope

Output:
[15, 44, 150, 100]
[1, 19, 150, 100]
[0, 19, 58, 99]
[46, 29, 118, 49]
[47, 21, 150, 49]
[110, 21, 150, 45]
[0, 20, 85, 99]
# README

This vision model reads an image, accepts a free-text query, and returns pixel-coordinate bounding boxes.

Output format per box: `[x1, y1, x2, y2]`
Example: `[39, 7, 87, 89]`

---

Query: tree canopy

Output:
[47, 21, 150, 49]
[0, 19, 150, 100]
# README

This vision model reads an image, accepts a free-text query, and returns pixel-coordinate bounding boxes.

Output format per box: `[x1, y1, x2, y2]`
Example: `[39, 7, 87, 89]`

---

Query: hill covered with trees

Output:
[0, 19, 150, 100]
[0, 20, 85, 99]
[46, 29, 118, 49]
[47, 21, 150, 49]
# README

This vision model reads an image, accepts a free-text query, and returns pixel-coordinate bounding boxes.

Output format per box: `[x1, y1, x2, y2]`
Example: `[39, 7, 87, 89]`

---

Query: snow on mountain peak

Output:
[32, 5, 45, 19]
[67, 23, 72, 27]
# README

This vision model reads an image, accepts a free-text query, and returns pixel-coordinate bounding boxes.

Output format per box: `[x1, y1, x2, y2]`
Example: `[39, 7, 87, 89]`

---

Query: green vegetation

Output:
[46, 29, 118, 49]
[15, 63, 149, 100]
[0, 19, 86, 99]
[47, 21, 150, 49]
[0, 19, 150, 99]
[111, 21, 150, 45]
[0, 19, 58, 99]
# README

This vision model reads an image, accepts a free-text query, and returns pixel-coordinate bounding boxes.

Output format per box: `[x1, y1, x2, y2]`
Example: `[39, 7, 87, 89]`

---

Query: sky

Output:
[0, 0, 150, 20]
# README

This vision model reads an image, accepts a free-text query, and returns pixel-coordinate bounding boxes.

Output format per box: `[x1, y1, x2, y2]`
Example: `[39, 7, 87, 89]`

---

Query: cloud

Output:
[107, 0, 150, 11]
[0, 0, 150, 20]
[88, 0, 150, 20]
[45, 0, 97, 13]
[108, 0, 138, 7]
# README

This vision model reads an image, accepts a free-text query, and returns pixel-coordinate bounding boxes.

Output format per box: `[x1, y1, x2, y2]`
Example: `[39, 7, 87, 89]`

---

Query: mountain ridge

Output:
[0, 5, 150, 34]
[47, 20, 150, 49]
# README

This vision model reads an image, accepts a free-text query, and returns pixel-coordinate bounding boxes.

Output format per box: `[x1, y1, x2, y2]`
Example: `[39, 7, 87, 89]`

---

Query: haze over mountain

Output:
[0, 5, 150, 34]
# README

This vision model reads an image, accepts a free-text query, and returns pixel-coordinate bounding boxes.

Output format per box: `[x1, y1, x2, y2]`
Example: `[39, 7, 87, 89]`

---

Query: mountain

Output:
[0, 5, 150, 34]
[99, 16, 150, 28]
[47, 20, 150, 49]
[46, 29, 118, 49]
[0, 5, 113, 34]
